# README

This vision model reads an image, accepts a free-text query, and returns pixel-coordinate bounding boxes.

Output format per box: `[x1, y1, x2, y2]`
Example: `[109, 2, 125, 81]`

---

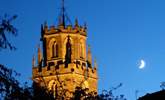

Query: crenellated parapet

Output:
[32, 62, 97, 79]
[42, 21, 87, 37]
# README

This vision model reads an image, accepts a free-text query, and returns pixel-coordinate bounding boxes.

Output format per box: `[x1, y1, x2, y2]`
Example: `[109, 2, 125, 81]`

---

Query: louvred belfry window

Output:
[52, 41, 58, 58]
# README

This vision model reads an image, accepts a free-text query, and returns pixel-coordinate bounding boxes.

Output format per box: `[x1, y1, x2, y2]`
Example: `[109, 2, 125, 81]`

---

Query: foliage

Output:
[0, 64, 52, 100]
[72, 84, 127, 100]
[99, 83, 126, 100]
[99, 89, 126, 100]
[0, 64, 33, 100]
[72, 87, 98, 100]
[32, 82, 54, 100]
[0, 14, 33, 100]
[0, 14, 17, 50]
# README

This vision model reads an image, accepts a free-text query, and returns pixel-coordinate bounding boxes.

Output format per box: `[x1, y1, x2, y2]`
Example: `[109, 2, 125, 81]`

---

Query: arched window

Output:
[52, 41, 58, 58]
[48, 80, 57, 97]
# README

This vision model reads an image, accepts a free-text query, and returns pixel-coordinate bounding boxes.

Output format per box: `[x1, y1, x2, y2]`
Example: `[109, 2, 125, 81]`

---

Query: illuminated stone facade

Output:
[32, 1, 98, 98]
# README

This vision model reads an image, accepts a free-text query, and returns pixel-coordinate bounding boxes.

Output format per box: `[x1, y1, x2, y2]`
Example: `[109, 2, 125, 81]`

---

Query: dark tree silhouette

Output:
[0, 64, 33, 100]
[0, 14, 54, 100]
[0, 14, 17, 50]
[99, 83, 127, 100]
[72, 87, 98, 100]
[0, 14, 32, 100]
[32, 82, 54, 100]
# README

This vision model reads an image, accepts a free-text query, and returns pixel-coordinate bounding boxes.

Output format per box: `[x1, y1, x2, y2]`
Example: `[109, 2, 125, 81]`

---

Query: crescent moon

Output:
[139, 60, 146, 69]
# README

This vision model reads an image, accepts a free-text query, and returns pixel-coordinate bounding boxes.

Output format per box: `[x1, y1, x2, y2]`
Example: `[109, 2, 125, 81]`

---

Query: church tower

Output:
[32, 0, 98, 98]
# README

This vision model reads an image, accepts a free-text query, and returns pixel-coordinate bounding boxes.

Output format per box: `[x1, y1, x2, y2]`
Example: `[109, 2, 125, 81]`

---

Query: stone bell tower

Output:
[32, 0, 98, 98]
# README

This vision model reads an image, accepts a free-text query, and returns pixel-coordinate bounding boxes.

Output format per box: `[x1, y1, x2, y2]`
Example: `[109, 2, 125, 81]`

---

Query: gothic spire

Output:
[87, 45, 92, 68]
[84, 22, 87, 31]
[44, 21, 48, 28]
[37, 44, 42, 66]
[75, 18, 79, 27]
[32, 54, 35, 68]
[94, 58, 97, 69]
[40, 24, 44, 41]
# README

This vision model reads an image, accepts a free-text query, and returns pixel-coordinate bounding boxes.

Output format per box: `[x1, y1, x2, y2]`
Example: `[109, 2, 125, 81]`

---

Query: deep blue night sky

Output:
[1, 0, 165, 99]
